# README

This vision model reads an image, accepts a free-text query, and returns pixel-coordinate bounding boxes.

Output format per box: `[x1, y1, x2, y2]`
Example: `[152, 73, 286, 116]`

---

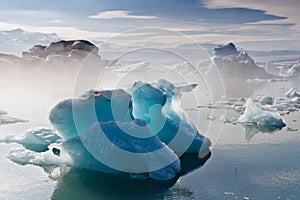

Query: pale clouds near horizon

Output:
[0, 0, 299, 50]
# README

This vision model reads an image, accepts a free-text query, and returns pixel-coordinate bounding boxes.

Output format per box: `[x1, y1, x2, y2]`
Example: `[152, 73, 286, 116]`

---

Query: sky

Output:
[0, 0, 300, 51]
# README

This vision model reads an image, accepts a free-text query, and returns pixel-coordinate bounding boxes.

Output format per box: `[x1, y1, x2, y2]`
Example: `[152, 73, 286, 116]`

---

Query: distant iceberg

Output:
[0, 29, 59, 56]
[0, 39, 102, 70]
[212, 43, 273, 79]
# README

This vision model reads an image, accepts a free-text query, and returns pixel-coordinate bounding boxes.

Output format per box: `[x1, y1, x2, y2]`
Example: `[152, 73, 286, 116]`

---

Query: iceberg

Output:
[8, 120, 180, 180]
[238, 98, 286, 140]
[4, 79, 211, 181]
[212, 43, 273, 79]
[0, 39, 102, 71]
[23, 40, 100, 61]
[129, 79, 211, 154]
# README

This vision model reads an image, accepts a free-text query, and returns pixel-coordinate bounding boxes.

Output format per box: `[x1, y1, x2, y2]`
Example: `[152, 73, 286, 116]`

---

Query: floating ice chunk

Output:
[285, 60, 300, 77]
[0, 127, 61, 152]
[237, 98, 286, 141]
[285, 88, 300, 98]
[257, 96, 274, 105]
[206, 115, 216, 121]
[0, 110, 7, 115]
[176, 83, 198, 93]
[238, 98, 286, 132]
[110, 61, 151, 72]
[130, 79, 211, 154]
[7, 120, 181, 181]
[292, 97, 300, 104]
[0, 113, 27, 126]
[49, 89, 133, 140]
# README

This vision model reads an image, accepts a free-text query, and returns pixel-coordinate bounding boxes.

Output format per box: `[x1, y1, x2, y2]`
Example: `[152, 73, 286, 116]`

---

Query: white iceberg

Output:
[238, 98, 286, 133]
[212, 43, 273, 79]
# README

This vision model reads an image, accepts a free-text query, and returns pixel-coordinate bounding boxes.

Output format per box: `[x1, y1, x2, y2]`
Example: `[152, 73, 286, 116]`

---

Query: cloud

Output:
[47, 19, 64, 23]
[89, 10, 157, 20]
[202, 0, 300, 31]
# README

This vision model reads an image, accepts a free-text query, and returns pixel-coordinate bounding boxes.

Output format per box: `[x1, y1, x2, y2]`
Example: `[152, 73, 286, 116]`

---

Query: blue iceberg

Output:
[4, 79, 211, 181]
[129, 80, 211, 154]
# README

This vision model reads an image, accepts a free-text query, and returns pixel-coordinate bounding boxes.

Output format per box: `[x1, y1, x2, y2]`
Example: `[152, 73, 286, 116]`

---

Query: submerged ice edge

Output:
[3, 79, 211, 181]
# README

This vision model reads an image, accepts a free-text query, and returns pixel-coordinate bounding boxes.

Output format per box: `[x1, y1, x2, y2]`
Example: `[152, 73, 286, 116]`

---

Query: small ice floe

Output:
[257, 96, 274, 105]
[198, 97, 246, 113]
[285, 88, 300, 98]
[0, 110, 27, 126]
[0, 127, 61, 152]
[246, 78, 287, 83]
[237, 98, 286, 141]
[219, 115, 238, 125]
[262, 93, 300, 114]
[286, 127, 298, 132]
[206, 115, 216, 121]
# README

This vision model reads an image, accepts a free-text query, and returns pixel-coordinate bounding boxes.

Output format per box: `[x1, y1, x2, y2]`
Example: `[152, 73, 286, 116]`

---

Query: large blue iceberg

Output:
[5, 79, 211, 181]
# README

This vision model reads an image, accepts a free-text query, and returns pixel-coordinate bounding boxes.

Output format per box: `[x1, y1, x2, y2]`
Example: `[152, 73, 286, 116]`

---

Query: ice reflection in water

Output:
[51, 152, 211, 200]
